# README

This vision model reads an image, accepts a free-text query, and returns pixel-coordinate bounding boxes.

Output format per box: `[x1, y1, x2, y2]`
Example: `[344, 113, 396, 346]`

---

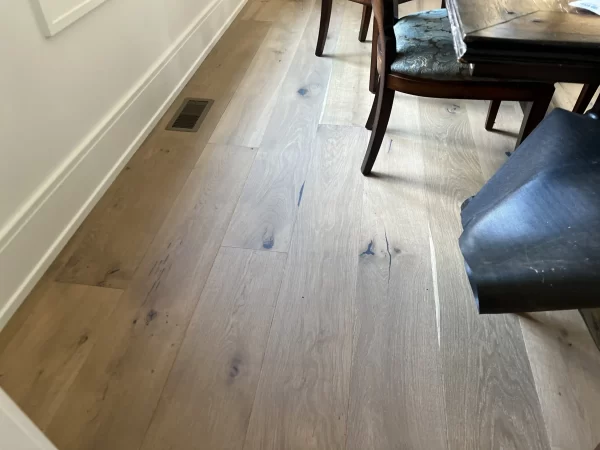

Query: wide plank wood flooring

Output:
[2, 0, 600, 449]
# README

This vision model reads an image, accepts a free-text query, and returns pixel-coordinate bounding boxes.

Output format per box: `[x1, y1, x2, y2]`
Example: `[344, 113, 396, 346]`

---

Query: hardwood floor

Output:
[1, 0, 600, 449]
[420, 96, 549, 449]
[209, 0, 316, 148]
[55, 19, 271, 289]
[222, 0, 344, 252]
[140, 247, 287, 450]
[348, 95, 448, 450]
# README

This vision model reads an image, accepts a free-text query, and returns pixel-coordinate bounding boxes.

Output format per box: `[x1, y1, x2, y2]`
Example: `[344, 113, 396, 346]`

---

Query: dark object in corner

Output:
[459, 107, 600, 314]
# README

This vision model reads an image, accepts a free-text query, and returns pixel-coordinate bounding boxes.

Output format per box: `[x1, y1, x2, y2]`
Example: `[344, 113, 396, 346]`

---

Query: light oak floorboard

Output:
[419, 97, 550, 450]
[222, 0, 343, 252]
[0, 232, 84, 356]
[242, 0, 289, 22]
[320, 1, 373, 127]
[239, 0, 266, 21]
[465, 99, 520, 174]
[520, 311, 600, 450]
[348, 95, 448, 450]
[242, 125, 366, 450]
[55, 19, 270, 289]
[0, 283, 122, 431]
[553, 82, 598, 112]
[210, 0, 315, 148]
[140, 247, 286, 450]
[42, 144, 256, 450]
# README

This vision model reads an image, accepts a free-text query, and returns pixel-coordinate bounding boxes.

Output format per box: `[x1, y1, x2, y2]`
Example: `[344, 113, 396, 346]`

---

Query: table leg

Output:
[485, 100, 501, 130]
[516, 87, 554, 147]
[573, 84, 599, 114]
[580, 309, 600, 350]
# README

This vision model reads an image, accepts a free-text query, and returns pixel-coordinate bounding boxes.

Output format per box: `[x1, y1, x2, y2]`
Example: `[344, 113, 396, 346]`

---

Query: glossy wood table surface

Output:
[398, 0, 600, 83]
[447, 0, 600, 82]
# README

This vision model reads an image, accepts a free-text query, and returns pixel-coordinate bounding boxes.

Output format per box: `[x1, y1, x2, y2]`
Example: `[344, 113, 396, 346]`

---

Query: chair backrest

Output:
[459, 108, 600, 313]
[371, 0, 397, 77]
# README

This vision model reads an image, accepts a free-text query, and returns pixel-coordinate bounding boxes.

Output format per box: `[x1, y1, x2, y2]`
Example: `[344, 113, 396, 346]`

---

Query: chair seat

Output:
[391, 9, 473, 81]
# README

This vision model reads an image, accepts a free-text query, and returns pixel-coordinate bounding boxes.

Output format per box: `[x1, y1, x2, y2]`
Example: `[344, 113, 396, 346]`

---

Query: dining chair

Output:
[316, 0, 446, 93]
[362, 2, 556, 175]
[316, 0, 372, 57]
[316, 0, 377, 93]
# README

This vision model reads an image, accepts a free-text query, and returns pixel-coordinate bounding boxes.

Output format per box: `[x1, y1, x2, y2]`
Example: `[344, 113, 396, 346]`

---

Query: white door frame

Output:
[0, 388, 58, 450]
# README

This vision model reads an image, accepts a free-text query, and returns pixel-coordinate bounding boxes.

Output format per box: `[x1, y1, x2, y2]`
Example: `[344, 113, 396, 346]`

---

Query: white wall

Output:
[0, 0, 247, 328]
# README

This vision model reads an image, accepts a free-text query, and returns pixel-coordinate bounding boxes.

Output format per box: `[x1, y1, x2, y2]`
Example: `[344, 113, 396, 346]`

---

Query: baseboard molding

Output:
[0, 0, 248, 329]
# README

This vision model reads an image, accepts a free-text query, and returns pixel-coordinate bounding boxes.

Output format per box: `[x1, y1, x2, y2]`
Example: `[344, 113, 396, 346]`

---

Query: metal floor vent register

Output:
[166, 98, 213, 132]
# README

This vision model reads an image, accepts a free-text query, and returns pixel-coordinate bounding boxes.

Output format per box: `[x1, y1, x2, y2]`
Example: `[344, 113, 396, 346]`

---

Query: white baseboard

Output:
[0, 0, 248, 329]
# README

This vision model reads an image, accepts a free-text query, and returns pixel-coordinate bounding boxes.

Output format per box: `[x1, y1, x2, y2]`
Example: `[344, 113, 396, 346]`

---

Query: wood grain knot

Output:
[229, 356, 242, 380]
[146, 309, 158, 325]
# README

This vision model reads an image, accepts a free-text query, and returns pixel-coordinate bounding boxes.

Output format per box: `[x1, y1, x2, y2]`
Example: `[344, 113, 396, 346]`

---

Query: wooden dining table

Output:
[445, 0, 600, 84]
[393, 0, 600, 84]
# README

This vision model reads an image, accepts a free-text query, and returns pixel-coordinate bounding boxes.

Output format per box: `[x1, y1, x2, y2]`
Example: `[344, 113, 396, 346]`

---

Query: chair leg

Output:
[369, 17, 378, 94]
[316, 0, 333, 57]
[362, 85, 395, 175]
[485, 100, 501, 131]
[573, 83, 599, 114]
[516, 87, 555, 147]
[359, 5, 372, 42]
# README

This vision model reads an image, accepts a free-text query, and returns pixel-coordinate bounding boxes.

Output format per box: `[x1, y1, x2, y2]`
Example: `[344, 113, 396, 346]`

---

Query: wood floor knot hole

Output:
[262, 229, 275, 249]
[146, 309, 158, 325]
[447, 104, 460, 114]
[229, 356, 242, 380]
[360, 240, 375, 256]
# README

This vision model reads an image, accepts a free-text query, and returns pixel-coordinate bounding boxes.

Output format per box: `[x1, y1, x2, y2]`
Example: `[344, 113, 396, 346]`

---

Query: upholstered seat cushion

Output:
[391, 9, 472, 80]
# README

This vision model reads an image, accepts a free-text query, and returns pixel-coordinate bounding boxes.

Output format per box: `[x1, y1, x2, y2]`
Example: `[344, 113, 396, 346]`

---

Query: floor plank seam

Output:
[344, 151, 366, 450]
[50, 280, 126, 293]
[239, 250, 290, 450]
[517, 315, 554, 448]
[135, 280, 206, 450]
[136, 215, 259, 450]
[220, 244, 288, 255]
[210, 0, 316, 148]
[128, 140, 260, 449]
